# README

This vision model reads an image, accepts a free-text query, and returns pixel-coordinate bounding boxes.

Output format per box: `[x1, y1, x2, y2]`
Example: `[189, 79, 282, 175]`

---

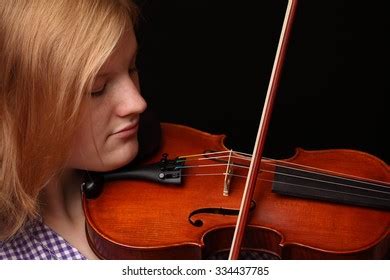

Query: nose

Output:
[114, 75, 147, 117]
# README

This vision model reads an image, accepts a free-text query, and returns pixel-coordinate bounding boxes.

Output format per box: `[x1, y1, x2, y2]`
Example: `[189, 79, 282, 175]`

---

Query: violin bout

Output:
[83, 123, 390, 259]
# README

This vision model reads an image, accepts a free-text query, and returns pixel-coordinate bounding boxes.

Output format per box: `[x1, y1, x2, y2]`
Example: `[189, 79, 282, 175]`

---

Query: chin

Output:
[68, 139, 140, 172]
[103, 142, 140, 171]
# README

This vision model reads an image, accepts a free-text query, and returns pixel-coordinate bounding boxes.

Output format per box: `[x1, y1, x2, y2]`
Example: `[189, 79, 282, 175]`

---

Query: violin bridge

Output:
[223, 167, 233, 196]
[223, 149, 234, 196]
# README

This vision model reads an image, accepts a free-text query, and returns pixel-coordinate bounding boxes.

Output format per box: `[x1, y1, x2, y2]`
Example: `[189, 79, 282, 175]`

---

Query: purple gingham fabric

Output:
[0, 219, 86, 260]
[0, 219, 277, 260]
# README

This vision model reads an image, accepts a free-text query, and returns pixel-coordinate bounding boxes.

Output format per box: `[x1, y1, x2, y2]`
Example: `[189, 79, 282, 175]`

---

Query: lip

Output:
[112, 122, 139, 138]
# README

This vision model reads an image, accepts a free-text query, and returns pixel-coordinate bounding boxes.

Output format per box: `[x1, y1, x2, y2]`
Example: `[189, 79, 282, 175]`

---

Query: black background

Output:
[134, 0, 388, 164]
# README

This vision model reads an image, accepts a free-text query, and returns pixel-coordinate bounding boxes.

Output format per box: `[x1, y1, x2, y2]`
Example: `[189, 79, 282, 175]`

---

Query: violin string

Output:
[266, 161, 389, 189]
[179, 157, 390, 190]
[179, 155, 250, 164]
[179, 163, 248, 170]
[178, 164, 390, 195]
[176, 150, 390, 188]
[264, 157, 390, 188]
[178, 150, 252, 160]
[180, 173, 390, 201]
[175, 150, 390, 200]
[255, 178, 390, 201]
[177, 150, 237, 160]
[182, 173, 246, 178]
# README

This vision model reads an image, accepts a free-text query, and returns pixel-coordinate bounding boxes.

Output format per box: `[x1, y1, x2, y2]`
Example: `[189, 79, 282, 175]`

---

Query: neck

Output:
[39, 170, 83, 226]
[39, 170, 98, 259]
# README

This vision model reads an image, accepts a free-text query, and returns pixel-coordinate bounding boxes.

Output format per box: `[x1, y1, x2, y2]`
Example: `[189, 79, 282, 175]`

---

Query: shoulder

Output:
[0, 219, 85, 260]
[0, 220, 57, 260]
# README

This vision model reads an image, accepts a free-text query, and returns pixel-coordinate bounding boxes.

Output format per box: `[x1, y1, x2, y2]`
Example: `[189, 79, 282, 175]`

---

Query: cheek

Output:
[67, 115, 139, 171]
[67, 124, 100, 169]
[67, 107, 106, 167]
[68, 133, 140, 171]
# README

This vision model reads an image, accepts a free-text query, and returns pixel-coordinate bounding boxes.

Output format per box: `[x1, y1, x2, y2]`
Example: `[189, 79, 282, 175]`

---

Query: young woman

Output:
[0, 0, 146, 259]
[0, 0, 276, 260]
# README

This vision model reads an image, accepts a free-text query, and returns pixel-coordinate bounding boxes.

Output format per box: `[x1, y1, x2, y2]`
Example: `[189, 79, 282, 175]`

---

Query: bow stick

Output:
[229, 0, 299, 260]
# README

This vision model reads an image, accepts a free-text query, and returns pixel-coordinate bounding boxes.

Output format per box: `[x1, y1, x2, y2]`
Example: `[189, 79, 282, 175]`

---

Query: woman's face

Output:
[68, 26, 147, 171]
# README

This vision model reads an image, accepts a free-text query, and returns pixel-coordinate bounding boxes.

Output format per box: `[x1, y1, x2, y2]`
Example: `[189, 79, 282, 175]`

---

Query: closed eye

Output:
[91, 67, 138, 98]
[91, 86, 106, 98]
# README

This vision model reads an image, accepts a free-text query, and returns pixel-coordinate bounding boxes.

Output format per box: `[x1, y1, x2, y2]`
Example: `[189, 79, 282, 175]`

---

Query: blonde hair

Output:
[0, 0, 138, 240]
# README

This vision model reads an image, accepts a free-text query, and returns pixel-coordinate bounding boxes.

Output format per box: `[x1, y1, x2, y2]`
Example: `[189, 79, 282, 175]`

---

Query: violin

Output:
[82, 122, 390, 259]
[82, 0, 389, 259]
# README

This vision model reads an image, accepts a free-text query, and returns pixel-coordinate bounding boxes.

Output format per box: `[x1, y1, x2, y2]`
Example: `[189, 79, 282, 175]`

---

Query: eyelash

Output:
[91, 67, 138, 98]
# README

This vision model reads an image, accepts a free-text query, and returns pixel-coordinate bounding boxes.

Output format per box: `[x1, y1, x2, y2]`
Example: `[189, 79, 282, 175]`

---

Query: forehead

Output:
[97, 27, 137, 76]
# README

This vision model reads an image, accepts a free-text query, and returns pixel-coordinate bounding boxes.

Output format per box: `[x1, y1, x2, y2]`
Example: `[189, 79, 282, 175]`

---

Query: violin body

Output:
[83, 123, 390, 259]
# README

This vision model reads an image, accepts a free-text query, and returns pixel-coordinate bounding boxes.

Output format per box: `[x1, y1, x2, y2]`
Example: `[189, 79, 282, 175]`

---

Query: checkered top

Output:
[0, 219, 86, 260]
[0, 220, 278, 260]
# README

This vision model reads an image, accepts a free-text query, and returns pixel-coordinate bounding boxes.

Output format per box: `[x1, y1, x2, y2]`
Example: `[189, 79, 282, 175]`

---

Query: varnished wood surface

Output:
[83, 123, 390, 259]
